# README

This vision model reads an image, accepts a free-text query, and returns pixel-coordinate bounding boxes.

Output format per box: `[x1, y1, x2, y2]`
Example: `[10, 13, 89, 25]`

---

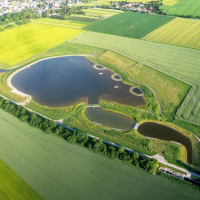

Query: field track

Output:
[71, 31, 200, 127]
[144, 18, 200, 50]
[0, 109, 200, 200]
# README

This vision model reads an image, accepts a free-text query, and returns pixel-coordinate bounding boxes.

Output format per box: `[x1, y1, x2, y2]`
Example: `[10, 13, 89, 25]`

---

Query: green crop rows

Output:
[70, 31, 200, 127]
[84, 12, 174, 39]
[161, 0, 200, 17]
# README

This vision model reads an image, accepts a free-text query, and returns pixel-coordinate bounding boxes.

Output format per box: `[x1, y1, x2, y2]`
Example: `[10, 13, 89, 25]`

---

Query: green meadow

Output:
[0, 109, 200, 200]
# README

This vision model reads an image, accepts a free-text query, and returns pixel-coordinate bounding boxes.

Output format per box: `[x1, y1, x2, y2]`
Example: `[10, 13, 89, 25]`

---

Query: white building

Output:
[0, 0, 8, 7]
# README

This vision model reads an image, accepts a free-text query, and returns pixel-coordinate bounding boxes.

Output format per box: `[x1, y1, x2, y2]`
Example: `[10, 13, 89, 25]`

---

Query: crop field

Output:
[83, 8, 122, 18]
[0, 23, 83, 66]
[0, 159, 43, 200]
[162, 0, 200, 17]
[0, 109, 200, 200]
[144, 18, 200, 50]
[71, 31, 200, 128]
[33, 18, 89, 29]
[162, 0, 179, 6]
[100, 0, 178, 5]
[67, 16, 99, 23]
[84, 12, 174, 39]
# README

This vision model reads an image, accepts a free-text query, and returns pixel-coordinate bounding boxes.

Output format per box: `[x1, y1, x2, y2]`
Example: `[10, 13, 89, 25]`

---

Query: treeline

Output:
[0, 96, 158, 174]
[46, 5, 85, 19]
[0, 9, 39, 31]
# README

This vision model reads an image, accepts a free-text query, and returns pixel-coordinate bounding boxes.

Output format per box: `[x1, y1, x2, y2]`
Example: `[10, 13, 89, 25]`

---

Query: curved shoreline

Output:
[7, 55, 89, 105]
[93, 64, 106, 70]
[111, 73, 122, 81]
[129, 86, 144, 96]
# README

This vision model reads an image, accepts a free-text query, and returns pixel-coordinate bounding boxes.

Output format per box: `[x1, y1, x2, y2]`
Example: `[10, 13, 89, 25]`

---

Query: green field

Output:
[94, 0, 178, 5]
[70, 31, 200, 129]
[0, 159, 43, 200]
[162, 0, 179, 6]
[67, 16, 99, 23]
[84, 12, 174, 38]
[161, 0, 200, 17]
[0, 23, 83, 66]
[144, 18, 200, 49]
[33, 18, 89, 29]
[0, 109, 200, 200]
[83, 8, 123, 18]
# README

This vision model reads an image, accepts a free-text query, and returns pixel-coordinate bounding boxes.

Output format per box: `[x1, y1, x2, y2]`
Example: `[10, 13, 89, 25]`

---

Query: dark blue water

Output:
[85, 107, 135, 130]
[11, 56, 146, 107]
[138, 122, 192, 163]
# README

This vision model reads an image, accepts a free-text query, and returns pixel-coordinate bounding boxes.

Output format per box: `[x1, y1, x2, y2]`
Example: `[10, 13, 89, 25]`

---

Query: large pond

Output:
[0, 69, 9, 73]
[85, 107, 135, 130]
[11, 56, 146, 107]
[138, 122, 192, 163]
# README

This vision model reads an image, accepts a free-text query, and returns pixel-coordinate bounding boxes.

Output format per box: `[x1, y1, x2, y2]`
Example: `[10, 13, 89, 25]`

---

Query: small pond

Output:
[95, 65, 105, 70]
[11, 56, 146, 107]
[137, 122, 192, 163]
[133, 88, 143, 95]
[85, 107, 135, 130]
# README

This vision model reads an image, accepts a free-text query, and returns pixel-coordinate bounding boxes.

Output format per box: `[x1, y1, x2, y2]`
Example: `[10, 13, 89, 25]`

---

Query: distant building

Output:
[0, 0, 8, 7]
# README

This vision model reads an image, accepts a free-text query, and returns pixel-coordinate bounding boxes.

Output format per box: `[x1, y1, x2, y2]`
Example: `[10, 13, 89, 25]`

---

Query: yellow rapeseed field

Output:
[144, 18, 200, 50]
[162, 0, 179, 6]
[0, 23, 83, 66]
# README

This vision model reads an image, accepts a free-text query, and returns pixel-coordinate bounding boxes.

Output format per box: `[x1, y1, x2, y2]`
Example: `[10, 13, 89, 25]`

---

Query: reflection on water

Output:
[138, 122, 192, 163]
[11, 56, 146, 107]
[85, 107, 135, 130]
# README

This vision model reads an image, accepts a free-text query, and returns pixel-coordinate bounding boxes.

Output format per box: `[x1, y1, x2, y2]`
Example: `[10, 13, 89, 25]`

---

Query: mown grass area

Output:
[161, 0, 200, 17]
[26, 100, 85, 120]
[0, 23, 83, 66]
[149, 141, 187, 164]
[144, 18, 200, 50]
[84, 12, 174, 38]
[71, 31, 200, 129]
[33, 18, 89, 29]
[0, 159, 43, 200]
[1, 109, 200, 200]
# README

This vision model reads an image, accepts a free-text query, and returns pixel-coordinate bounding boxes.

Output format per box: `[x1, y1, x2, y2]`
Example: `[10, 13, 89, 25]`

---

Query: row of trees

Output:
[0, 96, 159, 173]
[0, 9, 39, 26]
[44, 4, 85, 19]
